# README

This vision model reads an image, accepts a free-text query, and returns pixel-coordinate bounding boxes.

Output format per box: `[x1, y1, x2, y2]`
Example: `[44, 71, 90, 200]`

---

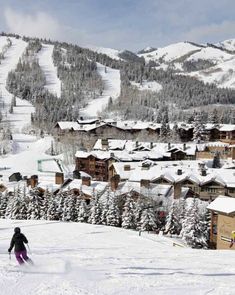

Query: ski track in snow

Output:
[37, 44, 61, 98]
[80, 63, 120, 118]
[0, 220, 235, 295]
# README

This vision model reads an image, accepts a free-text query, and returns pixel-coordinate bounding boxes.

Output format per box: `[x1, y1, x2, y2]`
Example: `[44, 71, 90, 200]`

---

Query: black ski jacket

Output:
[8, 233, 28, 252]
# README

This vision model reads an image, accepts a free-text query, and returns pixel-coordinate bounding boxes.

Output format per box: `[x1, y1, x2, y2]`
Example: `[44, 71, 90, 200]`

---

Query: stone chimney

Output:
[140, 179, 150, 188]
[30, 175, 38, 188]
[110, 174, 120, 191]
[82, 176, 91, 186]
[177, 169, 182, 175]
[124, 164, 131, 171]
[55, 172, 64, 185]
[168, 142, 171, 150]
[173, 182, 182, 199]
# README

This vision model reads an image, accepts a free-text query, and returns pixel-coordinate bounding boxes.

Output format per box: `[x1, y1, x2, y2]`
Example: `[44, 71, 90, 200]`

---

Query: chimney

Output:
[168, 142, 171, 150]
[101, 138, 108, 150]
[173, 182, 182, 199]
[183, 143, 186, 151]
[177, 169, 182, 175]
[150, 142, 154, 149]
[80, 116, 83, 121]
[201, 169, 207, 176]
[136, 141, 139, 148]
[140, 179, 150, 188]
[82, 176, 91, 186]
[30, 175, 38, 188]
[73, 170, 81, 179]
[110, 174, 120, 191]
[110, 152, 115, 158]
[55, 172, 64, 185]
[124, 164, 131, 171]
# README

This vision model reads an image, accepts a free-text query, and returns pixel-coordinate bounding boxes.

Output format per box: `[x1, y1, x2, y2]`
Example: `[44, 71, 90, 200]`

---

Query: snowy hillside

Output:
[186, 46, 233, 63]
[80, 62, 121, 118]
[37, 44, 62, 98]
[0, 219, 235, 295]
[130, 80, 162, 92]
[0, 36, 34, 132]
[88, 45, 122, 60]
[138, 42, 202, 63]
[216, 39, 235, 52]
[186, 57, 235, 89]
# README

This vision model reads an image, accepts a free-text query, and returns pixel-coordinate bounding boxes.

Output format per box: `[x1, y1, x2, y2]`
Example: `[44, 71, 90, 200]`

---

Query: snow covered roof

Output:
[207, 196, 235, 214]
[56, 121, 79, 130]
[219, 125, 235, 132]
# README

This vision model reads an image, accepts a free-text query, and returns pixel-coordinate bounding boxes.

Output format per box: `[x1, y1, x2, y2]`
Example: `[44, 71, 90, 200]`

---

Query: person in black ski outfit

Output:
[8, 227, 33, 265]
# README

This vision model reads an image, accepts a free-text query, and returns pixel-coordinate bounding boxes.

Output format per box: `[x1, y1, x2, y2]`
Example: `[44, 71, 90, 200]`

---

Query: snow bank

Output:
[37, 44, 61, 98]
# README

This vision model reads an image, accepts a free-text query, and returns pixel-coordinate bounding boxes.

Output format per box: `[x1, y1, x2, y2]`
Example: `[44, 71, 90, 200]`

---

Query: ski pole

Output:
[9, 252, 11, 260]
[27, 244, 32, 255]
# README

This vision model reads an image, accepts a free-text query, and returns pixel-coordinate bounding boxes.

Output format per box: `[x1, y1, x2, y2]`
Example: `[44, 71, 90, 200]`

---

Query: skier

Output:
[229, 230, 235, 248]
[8, 227, 33, 265]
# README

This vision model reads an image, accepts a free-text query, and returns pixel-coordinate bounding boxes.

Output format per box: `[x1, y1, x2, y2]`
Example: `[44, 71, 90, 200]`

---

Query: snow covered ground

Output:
[0, 219, 235, 295]
[130, 80, 162, 92]
[80, 63, 120, 118]
[37, 44, 61, 98]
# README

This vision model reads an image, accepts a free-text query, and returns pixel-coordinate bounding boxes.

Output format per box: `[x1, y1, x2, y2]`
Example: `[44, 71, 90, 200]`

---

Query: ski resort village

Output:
[2, 30, 235, 295]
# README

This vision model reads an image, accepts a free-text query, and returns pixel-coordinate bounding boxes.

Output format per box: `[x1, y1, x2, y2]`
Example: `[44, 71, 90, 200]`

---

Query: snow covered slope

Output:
[187, 57, 235, 89]
[37, 44, 61, 98]
[88, 45, 122, 60]
[80, 62, 120, 118]
[0, 37, 34, 132]
[130, 80, 162, 92]
[0, 219, 235, 295]
[216, 39, 235, 52]
[0, 36, 9, 54]
[139, 42, 202, 63]
[187, 46, 233, 63]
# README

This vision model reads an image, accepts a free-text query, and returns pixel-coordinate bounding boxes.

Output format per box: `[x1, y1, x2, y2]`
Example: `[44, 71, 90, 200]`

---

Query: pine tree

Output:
[165, 200, 181, 235]
[121, 195, 136, 229]
[140, 207, 157, 232]
[77, 199, 88, 223]
[106, 193, 120, 227]
[89, 193, 102, 224]
[100, 192, 109, 225]
[134, 197, 145, 230]
[0, 192, 8, 218]
[180, 198, 204, 248]
[193, 112, 205, 142]
[209, 109, 220, 128]
[47, 195, 58, 220]
[212, 151, 221, 168]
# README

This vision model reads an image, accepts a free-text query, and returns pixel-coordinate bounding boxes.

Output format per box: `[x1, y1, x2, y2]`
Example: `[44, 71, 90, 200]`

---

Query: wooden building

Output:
[207, 196, 235, 250]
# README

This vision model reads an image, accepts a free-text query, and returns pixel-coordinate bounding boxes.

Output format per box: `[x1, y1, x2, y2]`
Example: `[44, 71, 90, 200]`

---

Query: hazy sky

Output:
[0, 0, 234, 51]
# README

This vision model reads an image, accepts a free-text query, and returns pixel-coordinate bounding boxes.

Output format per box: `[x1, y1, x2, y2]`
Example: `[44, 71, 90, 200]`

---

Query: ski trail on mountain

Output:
[37, 44, 61, 98]
[0, 37, 34, 133]
[80, 62, 120, 118]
